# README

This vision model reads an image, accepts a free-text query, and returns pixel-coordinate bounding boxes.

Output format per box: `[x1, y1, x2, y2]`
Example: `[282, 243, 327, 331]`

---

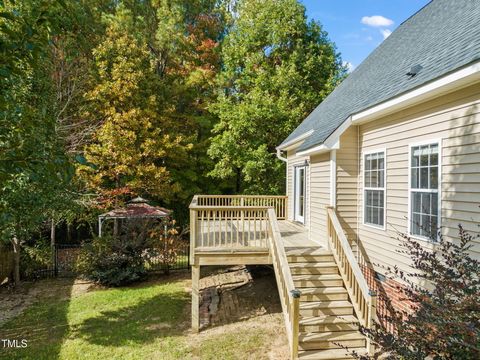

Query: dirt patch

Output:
[0, 277, 94, 326]
[192, 265, 282, 328]
[187, 313, 289, 360]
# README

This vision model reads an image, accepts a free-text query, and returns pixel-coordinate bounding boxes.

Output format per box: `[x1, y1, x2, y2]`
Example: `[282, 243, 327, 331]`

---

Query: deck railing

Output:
[267, 208, 300, 359]
[327, 207, 377, 354]
[189, 195, 287, 255]
[195, 195, 287, 219]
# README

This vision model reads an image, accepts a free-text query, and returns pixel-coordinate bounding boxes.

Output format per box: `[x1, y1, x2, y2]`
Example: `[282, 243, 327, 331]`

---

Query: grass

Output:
[0, 273, 286, 360]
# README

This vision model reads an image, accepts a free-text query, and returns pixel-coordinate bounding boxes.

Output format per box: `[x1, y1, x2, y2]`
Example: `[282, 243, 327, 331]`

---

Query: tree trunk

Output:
[11, 236, 20, 286]
[50, 218, 56, 247]
[113, 219, 118, 237]
[51, 218, 56, 273]
[236, 167, 242, 193]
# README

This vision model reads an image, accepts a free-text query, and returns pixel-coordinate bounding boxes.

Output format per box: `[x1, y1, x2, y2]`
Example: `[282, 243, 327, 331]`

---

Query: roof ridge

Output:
[399, 0, 433, 26]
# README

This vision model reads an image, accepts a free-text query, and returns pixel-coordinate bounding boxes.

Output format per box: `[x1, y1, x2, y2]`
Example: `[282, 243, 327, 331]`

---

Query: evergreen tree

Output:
[208, 0, 346, 194]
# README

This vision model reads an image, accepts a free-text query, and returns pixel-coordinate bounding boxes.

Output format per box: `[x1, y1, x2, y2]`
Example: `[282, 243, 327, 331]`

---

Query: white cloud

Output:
[380, 29, 392, 39]
[342, 61, 355, 73]
[361, 15, 394, 27]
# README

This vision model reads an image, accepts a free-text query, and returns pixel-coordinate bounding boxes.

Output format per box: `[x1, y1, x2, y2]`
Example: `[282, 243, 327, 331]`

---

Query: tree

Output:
[355, 225, 480, 359]
[78, 1, 228, 224]
[78, 6, 192, 208]
[208, 0, 346, 194]
[0, 0, 75, 284]
[152, 0, 228, 218]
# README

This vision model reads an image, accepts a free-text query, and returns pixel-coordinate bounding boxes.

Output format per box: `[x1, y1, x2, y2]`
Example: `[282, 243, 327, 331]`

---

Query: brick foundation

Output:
[361, 265, 415, 331]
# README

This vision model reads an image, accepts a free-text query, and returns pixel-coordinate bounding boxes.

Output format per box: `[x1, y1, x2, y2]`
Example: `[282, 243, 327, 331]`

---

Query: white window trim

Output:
[362, 148, 387, 230]
[407, 139, 442, 242]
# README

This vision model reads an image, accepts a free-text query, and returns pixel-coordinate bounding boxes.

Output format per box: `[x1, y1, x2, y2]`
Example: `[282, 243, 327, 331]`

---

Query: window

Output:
[409, 142, 440, 240]
[364, 151, 386, 228]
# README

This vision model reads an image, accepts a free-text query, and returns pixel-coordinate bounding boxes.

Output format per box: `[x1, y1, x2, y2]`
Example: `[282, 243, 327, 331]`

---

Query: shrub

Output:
[21, 240, 53, 279]
[76, 234, 147, 287]
[145, 220, 188, 274]
[354, 225, 480, 360]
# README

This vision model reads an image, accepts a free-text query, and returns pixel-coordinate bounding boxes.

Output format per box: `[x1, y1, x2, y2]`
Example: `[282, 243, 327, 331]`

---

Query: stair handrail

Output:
[326, 207, 377, 354]
[267, 208, 301, 360]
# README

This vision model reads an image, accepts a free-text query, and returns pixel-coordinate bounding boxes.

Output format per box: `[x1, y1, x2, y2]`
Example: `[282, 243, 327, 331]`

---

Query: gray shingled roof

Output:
[280, 0, 480, 151]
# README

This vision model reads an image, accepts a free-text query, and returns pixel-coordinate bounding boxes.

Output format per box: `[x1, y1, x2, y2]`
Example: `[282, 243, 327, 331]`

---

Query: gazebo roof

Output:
[99, 197, 171, 219]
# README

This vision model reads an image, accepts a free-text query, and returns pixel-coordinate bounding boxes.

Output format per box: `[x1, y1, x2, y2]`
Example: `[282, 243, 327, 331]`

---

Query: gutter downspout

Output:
[276, 148, 287, 162]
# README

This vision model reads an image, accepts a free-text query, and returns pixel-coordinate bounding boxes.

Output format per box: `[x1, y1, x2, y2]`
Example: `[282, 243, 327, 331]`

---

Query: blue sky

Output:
[301, 0, 430, 70]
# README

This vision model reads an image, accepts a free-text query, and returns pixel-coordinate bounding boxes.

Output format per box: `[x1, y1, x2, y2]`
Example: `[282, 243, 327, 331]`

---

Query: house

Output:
[189, 1, 480, 359]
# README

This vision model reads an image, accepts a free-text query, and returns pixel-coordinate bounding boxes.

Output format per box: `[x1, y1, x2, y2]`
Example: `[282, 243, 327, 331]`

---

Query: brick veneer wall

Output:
[361, 265, 415, 332]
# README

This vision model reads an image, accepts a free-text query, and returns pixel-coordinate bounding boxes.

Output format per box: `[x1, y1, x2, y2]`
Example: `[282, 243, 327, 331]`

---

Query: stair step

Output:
[300, 300, 353, 316]
[293, 274, 343, 288]
[286, 248, 334, 263]
[300, 315, 359, 332]
[299, 287, 348, 301]
[299, 331, 366, 350]
[285, 248, 332, 256]
[290, 262, 339, 275]
[298, 348, 368, 360]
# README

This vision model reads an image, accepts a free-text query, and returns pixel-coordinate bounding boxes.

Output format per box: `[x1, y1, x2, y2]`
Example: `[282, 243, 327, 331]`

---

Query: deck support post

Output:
[191, 264, 200, 332]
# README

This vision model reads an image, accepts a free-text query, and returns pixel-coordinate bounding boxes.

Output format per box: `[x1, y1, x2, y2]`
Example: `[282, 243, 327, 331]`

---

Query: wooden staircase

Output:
[287, 247, 368, 359]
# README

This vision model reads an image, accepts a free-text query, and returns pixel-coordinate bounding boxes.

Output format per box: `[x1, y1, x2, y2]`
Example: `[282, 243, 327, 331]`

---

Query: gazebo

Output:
[98, 197, 171, 237]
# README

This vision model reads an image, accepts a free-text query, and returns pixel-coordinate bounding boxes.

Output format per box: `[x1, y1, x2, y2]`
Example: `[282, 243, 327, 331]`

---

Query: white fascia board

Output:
[295, 116, 352, 157]
[351, 60, 480, 124]
[276, 130, 314, 151]
[296, 139, 340, 156]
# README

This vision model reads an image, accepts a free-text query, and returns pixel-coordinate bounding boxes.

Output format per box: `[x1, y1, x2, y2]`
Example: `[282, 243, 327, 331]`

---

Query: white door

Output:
[294, 166, 306, 223]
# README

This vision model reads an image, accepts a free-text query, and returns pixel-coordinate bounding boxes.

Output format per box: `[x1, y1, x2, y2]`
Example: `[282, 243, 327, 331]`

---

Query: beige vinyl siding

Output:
[286, 149, 309, 225]
[358, 82, 480, 274]
[335, 126, 359, 244]
[309, 153, 330, 246]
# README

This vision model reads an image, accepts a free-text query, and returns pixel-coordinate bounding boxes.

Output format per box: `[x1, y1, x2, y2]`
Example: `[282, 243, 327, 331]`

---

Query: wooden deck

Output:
[278, 221, 317, 249]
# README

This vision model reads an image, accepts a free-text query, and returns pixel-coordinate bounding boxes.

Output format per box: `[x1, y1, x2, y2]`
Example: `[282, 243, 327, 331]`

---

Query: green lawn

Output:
[0, 274, 286, 360]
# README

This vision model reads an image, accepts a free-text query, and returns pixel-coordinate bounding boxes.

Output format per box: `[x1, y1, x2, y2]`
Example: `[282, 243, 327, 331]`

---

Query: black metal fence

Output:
[145, 239, 190, 273]
[27, 240, 190, 280]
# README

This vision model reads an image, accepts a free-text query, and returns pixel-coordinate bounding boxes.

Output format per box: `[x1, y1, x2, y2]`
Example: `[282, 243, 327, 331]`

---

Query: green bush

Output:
[76, 235, 147, 287]
[21, 241, 53, 279]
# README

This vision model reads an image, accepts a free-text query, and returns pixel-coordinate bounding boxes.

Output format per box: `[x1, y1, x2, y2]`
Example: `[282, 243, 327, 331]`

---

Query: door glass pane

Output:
[296, 167, 305, 220]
